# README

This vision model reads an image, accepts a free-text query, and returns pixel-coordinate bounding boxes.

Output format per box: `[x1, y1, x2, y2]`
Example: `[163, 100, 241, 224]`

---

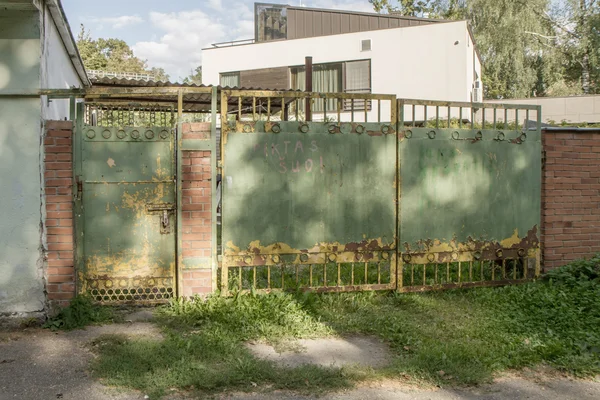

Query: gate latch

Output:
[146, 203, 176, 234]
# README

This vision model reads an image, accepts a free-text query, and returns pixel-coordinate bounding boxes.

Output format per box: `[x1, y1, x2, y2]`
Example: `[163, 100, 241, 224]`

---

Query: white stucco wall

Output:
[203, 21, 478, 122]
[40, 3, 82, 120]
[0, 9, 46, 315]
[487, 95, 600, 125]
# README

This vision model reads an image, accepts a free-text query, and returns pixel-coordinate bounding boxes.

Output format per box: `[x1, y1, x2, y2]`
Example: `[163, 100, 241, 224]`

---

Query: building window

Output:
[361, 39, 372, 52]
[255, 3, 287, 42]
[290, 60, 371, 112]
[220, 72, 240, 88]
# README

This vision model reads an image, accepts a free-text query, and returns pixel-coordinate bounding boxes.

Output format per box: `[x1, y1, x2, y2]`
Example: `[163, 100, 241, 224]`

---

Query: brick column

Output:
[44, 121, 75, 308]
[542, 130, 600, 269]
[181, 123, 214, 297]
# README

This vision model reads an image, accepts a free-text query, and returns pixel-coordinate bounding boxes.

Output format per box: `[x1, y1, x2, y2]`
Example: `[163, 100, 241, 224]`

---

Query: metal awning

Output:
[88, 77, 301, 113]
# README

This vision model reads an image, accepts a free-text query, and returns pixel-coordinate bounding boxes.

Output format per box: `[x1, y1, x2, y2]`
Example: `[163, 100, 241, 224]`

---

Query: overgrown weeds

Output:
[90, 256, 600, 398]
[43, 295, 116, 330]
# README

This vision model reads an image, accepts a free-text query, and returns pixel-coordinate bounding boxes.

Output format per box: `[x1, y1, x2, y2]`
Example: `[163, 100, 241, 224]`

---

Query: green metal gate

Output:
[74, 104, 177, 302]
[220, 91, 398, 293]
[219, 91, 541, 294]
[397, 100, 542, 291]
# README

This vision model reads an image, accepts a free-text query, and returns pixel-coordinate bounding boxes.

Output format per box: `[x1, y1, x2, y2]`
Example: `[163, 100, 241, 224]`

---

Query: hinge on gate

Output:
[542, 150, 546, 168]
[75, 176, 83, 201]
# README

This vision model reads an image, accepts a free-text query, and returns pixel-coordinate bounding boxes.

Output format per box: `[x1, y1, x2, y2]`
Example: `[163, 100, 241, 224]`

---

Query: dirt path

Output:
[1, 322, 599, 400]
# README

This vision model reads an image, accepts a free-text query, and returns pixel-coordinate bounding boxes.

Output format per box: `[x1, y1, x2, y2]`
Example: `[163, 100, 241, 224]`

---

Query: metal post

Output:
[210, 86, 218, 292]
[176, 90, 183, 297]
[305, 56, 313, 122]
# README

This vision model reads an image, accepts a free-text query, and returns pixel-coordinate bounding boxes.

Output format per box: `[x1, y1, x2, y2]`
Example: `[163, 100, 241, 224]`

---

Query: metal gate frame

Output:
[218, 90, 542, 294]
[70, 86, 220, 301]
[396, 99, 542, 292]
[219, 90, 399, 294]
[3, 87, 541, 298]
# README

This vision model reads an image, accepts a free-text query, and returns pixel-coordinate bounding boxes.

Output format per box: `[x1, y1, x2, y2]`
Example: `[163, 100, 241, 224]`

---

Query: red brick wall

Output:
[542, 130, 600, 269]
[44, 121, 75, 307]
[181, 122, 213, 296]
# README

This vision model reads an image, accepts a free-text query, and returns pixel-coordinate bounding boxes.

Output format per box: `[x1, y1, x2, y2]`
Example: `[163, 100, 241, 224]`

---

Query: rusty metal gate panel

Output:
[220, 91, 398, 293]
[75, 104, 177, 302]
[397, 100, 542, 291]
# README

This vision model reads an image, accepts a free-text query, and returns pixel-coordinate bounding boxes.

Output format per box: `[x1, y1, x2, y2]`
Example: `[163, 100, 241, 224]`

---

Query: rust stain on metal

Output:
[401, 226, 539, 263]
[224, 238, 396, 267]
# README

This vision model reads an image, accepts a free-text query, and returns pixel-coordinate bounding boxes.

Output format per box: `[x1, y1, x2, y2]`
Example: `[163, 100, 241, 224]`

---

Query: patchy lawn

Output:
[88, 256, 600, 399]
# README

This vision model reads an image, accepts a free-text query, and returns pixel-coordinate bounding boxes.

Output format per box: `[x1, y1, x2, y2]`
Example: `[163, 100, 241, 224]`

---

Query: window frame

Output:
[219, 71, 241, 88]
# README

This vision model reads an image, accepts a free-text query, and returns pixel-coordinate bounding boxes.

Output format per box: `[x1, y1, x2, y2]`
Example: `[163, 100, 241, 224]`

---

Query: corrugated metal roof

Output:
[90, 77, 208, 87]
[88, 77, 299, 113]
[90, 76, 299, 92]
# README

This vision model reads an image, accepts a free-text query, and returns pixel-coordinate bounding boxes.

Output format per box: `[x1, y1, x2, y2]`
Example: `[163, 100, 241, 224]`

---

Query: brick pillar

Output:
[44, 121, 75, 308]
[542, 130, 600, 269]
[181, 122, 214, 297]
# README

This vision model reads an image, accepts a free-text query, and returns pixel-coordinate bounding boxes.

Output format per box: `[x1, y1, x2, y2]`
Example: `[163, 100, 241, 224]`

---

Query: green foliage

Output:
[369, 0, 446, 17]
[91, 292, 351, 399]
[43, 295, 115, 331]
[162, 291, 331, 341]
[543, 254, 600, 286]
[369, 1, 600, 97]
[148, 67, 170, 82]
[76, 25, 170, 81]
[91, 257, 600, 398]
[183, 66, 202, 85]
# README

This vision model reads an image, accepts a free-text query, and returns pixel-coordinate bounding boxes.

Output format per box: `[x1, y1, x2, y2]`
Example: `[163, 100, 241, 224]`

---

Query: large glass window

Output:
[290, 60, 371, 112]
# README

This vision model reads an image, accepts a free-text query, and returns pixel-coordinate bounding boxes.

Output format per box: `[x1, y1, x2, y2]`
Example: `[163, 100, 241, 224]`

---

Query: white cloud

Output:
[131, 0, 378, 81]
[88, 15, 143, 29]
[133, 10, 227, 81]
[208, 0, 223, 11]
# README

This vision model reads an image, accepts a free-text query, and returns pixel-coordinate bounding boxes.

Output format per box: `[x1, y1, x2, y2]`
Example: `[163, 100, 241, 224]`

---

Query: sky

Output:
[61, 0, 375, 81]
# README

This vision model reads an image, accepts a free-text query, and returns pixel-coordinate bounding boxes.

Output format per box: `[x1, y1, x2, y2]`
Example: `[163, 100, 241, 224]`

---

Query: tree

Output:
[541, 0, 600, 94]
[77, 25, 170, 82]
[369, 0, 581, 98]
[149, 67, 170, 82]
[369, 0, 447, 17]
[183, 66, 202, 85]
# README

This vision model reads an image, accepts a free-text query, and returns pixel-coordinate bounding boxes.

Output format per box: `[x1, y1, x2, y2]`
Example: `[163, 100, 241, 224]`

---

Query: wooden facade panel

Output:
[288, 9, 297, 40]
[350, 15, 360, 32]
[305, 10, 314, 36]
[314, 11, 323, 37]
[240, 67, 289, 90]
[331, 13, 340, 35]
[323, 12, 332, 36]
[283, 8, 438, 41]
[341, 13, 350, 33]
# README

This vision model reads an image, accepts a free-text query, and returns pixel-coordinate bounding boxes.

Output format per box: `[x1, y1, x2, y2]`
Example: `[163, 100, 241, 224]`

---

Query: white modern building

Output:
[203, 3, 482, 121]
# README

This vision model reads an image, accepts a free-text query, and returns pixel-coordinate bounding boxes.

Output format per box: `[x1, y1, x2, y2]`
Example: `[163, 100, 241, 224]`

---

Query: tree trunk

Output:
[579, 0, 590, 94]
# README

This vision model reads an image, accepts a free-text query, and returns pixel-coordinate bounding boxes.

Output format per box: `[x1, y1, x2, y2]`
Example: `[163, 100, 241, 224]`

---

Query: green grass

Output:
[90, 256, 600, 399]
[43, 295, 117, 330]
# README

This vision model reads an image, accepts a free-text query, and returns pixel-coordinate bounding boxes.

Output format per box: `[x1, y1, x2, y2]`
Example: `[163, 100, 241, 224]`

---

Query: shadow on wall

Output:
[222, 124, 541, 254]
[0, 98, 46, 314]
[223, 124, 397, 252]
[0, 9, 46, 314]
